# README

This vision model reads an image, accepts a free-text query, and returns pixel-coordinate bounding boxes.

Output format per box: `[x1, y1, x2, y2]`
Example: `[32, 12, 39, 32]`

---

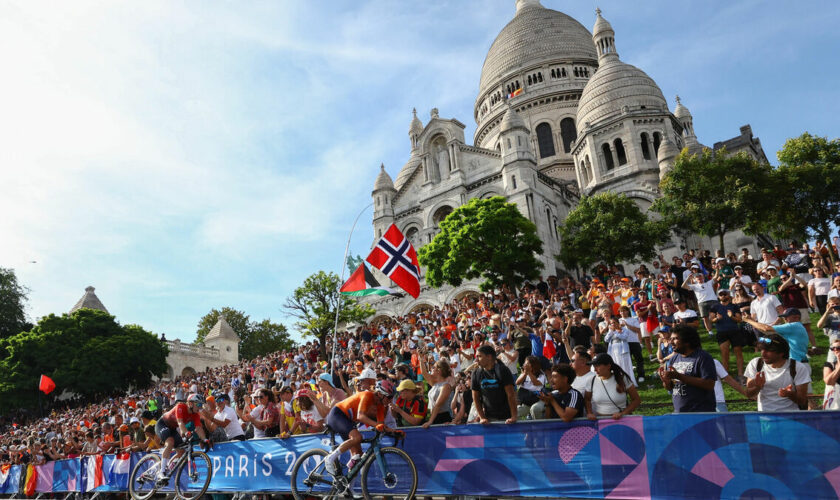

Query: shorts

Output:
[698, 300, 719, 318]
[325, 406, 356, 440]
[155, 420, 183, 447]
[715, 329, 739, 346]
[798, 308, 811, 325]
[639, 322, 649, 339]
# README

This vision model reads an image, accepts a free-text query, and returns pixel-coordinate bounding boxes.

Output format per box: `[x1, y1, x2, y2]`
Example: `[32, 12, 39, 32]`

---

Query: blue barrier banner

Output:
[0, 464, 22, 494]
[7, 412, 840, 498]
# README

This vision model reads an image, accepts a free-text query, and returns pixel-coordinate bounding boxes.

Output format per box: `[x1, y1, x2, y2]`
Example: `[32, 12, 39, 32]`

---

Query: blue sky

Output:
[2, 0, 838, 343]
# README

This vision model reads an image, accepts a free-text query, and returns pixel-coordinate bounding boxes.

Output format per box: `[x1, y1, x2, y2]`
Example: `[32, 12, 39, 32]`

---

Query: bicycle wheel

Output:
[360, 447, 417, 500]
[174, 450, 212, 500]
[291, 448, 338, 500]
[128, 453, 161, 500]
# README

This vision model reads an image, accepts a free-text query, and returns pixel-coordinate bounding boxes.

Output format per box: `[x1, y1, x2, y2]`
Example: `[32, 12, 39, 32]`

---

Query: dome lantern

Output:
[593, 8, 618, 62]
[409, 108, 424, 152]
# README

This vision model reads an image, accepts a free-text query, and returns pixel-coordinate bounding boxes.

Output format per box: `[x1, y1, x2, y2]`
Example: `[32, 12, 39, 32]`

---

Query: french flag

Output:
[82, 455, 104, 492]
[108, 453, 132, 489]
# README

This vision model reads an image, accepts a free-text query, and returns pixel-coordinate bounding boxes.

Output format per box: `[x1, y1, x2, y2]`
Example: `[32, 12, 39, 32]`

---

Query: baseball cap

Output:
[717, 288, 730, 296]
[587, 353, 614, 366]
[318, 373, 335, 388]
[779, 307, 801, 318]
[359, 368, 377, 380]
[129, 417, 140, 424]
[734, 265, 743, 270]
[396, 379, 417, 392]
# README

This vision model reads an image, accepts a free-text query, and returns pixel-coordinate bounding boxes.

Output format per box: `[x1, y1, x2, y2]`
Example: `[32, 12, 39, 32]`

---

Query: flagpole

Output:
[331, 202, 373, 375]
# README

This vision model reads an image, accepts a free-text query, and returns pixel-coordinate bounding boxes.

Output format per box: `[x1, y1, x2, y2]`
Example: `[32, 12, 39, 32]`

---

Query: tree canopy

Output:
[753, 133, 840, 264]
[282, 271, 375, 360]
[0, 309, 167, 413]
[0, 267, 30, 339]
[417, 196, 543, 292]
[558, 192, 668, 270]
[652, 147, 773, 253]
[195, 307, 294, 360]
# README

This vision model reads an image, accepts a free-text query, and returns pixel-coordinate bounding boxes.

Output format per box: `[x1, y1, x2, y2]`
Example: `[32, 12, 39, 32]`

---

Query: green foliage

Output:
[417, 196, 543, 292]
[652, 147, 774, 252]
[756, 133, 840, 264]
[0, 309, 167, 413]
[0, 267, 30, 339]
[283, 271, 375, 359]
[558, 192, 668, 270]
[195, 307, 294, 360]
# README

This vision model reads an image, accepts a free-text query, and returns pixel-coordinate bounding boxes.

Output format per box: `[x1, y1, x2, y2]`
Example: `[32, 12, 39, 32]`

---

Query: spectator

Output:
[419, 356, 454, 427]
[744, 308, 811, 368]
[291, 389, 325, 434]
[210, 393, 245, 441]
[822, 338, 840, 410]
[682, 270, 719, 333]
[656, 326, 676, 367]
[584, 353, 641, 420]
[567, 347, 596, 400]
[242, 388, 279, 438]
[658, 325, 717, 413]
[817, 297, 840, 364]
[749, 282, 784, 326]
[672, 299, 700, 329]
[471, 345, 517, 424]
[709, 288, 745, 376]
[744, 333, 809, 411]
[390, 380, 427, 427]
[632, 292, 658, 361]
[778, 270, 819, 353]
[809, 267, 832, 313]
[603, 317, 635, 385]
[618, 306, 645, 383]
[515, 356, 547, 420]
[538, 364, 584, 422]
[450, 373, 472, 425]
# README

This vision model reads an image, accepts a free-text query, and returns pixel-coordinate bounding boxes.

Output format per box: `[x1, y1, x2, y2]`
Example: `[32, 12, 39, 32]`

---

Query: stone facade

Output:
[367, 1, 768, 314]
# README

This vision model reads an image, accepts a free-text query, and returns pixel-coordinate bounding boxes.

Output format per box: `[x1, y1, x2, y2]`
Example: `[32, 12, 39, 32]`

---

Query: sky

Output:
[2, 0, 839, 343]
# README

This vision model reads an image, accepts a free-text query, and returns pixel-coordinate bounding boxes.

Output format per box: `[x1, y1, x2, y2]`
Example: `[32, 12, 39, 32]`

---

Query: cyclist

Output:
[154, 393, 210, 481]
[323, 379, 398, 475]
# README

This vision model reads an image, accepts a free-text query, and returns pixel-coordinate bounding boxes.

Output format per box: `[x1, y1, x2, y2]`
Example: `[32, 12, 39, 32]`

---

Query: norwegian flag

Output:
[366, 224, 421, 298]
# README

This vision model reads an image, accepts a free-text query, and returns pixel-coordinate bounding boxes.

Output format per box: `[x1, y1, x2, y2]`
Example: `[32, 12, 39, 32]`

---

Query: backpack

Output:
[755, 358, 807, 410]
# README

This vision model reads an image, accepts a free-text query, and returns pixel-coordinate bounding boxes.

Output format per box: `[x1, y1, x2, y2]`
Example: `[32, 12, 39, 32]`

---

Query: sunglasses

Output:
[830, 346, 840, 352]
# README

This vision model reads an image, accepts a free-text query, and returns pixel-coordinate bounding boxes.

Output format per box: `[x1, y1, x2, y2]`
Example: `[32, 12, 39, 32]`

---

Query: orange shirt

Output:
[335, 391, 385, 423]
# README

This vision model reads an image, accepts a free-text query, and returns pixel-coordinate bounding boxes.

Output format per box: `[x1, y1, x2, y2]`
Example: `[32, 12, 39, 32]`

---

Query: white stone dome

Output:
[373, 164, 395, 191]
[478, 1, 597, 98]
[576, 59, 667, 129]
[394, 156, 421, 191]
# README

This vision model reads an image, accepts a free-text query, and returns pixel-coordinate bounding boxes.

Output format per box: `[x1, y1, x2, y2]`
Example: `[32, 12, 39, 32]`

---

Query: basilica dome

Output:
[576, 59, 667, 129]
[477, 0, 597, 98]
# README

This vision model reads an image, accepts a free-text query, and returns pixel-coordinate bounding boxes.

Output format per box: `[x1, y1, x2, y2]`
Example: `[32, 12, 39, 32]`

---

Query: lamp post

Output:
[330, 202, 373, 374]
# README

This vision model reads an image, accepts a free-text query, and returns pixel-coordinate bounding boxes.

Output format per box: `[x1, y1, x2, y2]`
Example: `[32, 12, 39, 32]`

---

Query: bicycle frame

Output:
[331, 430, 395, 481]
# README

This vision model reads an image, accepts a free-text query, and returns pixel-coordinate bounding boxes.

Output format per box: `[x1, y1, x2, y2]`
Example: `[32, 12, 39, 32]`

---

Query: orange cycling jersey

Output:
[335, 391, 385, 423]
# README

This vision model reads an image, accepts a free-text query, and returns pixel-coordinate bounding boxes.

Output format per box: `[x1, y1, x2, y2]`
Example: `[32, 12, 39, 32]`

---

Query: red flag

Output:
[543, 337, 556, 360]
[365, 224, 421, 298]
[39, 375, 56, 395]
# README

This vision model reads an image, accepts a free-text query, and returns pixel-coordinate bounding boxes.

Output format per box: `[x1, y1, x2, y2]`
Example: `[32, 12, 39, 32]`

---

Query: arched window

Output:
[527, 75, 532, 85]
[640, 132, 651, 160]
[602, 143, 615, 170]
[580, 161, 588, 185]
[653, 132, 662, 156]
[536, 123, 556, 158]
[512, 175, 517, 189]
[614, 138, 627, 165]
[560, 118, 577, 153]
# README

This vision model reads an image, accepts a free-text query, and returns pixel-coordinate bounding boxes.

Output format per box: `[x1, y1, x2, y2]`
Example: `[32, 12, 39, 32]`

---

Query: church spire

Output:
[409, 108, 423, 152]
[592, 8, 618, 62]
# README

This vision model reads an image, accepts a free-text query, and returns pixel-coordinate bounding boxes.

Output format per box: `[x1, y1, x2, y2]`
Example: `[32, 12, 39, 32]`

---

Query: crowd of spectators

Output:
[2, 241, 840, 468]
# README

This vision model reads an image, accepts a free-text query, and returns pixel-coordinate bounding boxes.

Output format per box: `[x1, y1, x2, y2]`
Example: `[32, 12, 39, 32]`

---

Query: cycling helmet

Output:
[186, 393, 204, 406]
[212, 390, 229, 403]
[373, 379, 395, 399]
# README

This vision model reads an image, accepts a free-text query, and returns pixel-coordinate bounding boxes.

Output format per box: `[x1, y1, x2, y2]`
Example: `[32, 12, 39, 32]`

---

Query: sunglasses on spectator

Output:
[830, 346, 840, 352]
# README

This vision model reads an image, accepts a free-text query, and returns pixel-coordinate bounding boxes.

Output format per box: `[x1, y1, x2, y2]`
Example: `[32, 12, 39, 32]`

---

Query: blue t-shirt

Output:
[773, 322, 810, 362]
[670, 349, 717, 413]
[709, 303, 738, 332]
[529, 333, 543, 358]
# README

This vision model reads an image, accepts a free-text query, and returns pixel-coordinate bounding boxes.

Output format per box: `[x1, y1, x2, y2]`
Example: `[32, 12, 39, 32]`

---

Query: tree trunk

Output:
[718, 230, 725, 255]
[820, 225, 837, 268]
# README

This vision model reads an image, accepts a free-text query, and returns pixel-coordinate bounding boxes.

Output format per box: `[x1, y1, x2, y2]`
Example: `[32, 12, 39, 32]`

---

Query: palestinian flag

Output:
[340, 263, 402, 297]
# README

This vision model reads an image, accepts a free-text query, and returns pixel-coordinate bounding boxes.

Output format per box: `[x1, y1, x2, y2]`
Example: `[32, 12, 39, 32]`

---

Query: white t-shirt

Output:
[674, 309, 699, 323]
[520, 372, 547, 392]
[619, 317, 641, 344]
[588, 375, 635, 416]
[250, 406, 266, 438]
[744, 358, 810, 412]
[571, 371, 596, 397]
[712, 359, 729, 404]
[830, 289, 840, 300]
[687, 281, 718, 302]
[809, 277, 831, 296]
[751, 294, 781, 325]
[215, 405, 245, 439]
[300, 407, 324, 427]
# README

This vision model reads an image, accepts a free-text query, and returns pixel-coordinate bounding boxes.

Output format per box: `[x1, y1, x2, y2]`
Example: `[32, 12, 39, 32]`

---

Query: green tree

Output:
[282, 271, 375, 360]
[0, 267, 30, 339]
[195, 307, 294, 360]
[652, 148, 773, 253]
[759, 133, 840, 265]
[558, 192, 668, 270]
[0, 309, 167, 412]
[418, 196, 543, 292]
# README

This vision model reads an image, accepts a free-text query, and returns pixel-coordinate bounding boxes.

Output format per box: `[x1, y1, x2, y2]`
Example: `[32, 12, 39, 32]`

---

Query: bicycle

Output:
[128, 435, 212, 500]
[290, 426, 417, 500]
